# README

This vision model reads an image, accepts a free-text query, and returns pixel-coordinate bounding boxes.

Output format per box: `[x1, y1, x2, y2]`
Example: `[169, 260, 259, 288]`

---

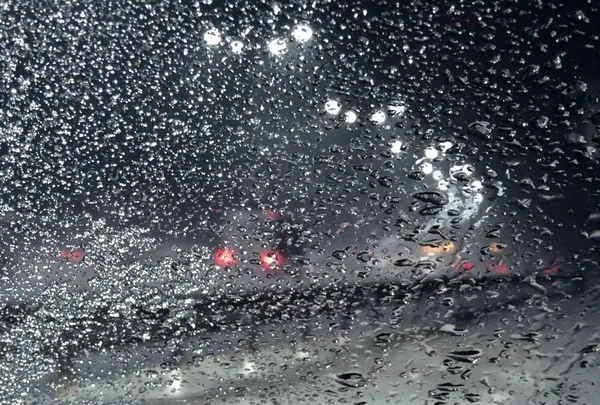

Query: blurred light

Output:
[437, 180, 449, 191]
[432, 170, 443, 180]
[268, 38, 287, 55]
[420, 241, 455, 256]
[59, 249, 85, 263]
[390, 140, 403, 154]
[325, 99, 342, 115]
[470, 180, 483, 191]
[388, 104, 406, 115]
[451, 164, 474, 177]
[243, 359, 257, 375]
[261, 250, 283, 268]
[203, 29, 222, 46]
[425, 146, 438, 159]
[421, 162, 433, 174]
[439, 141, 453, 152]
[230, 40, 244, 53]
[344, 110, 358, 123]
[265, 210, 280, 220]
[295, 348, 311, 359]
[215, 248, 236, 267]
[291, 23, 313, 42]
[370, 110, 386, 124]
[170, 375, 182, 391]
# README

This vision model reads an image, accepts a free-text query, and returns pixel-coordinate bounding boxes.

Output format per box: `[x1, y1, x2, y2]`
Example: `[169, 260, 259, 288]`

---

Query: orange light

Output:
[215, 248, 237, 267]
[420, 241, 456, 255]
[260, 250, 283, 268]
[490, 242, 503, 254]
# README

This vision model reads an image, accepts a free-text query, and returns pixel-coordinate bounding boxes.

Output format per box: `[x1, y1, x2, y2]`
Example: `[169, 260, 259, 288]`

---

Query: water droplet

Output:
[356, 251, 371, 262]
[413, 191, 449, 206]
[332, 249, 347, 260]
[394, 258, 415, 267]
[464, 393, 481, 403]
[333, 372, 367, 388]
[419, 206, 443, 216]
[440, 324, 468, 336]
[378, 176, 393, 187]
[467, 121, 492, 139]
[437, 382, 466, 392]
[447, 349, 483, 364]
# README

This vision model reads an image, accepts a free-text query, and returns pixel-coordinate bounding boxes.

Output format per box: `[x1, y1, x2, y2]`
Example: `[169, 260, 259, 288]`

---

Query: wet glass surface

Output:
[0, 0, 599, 403]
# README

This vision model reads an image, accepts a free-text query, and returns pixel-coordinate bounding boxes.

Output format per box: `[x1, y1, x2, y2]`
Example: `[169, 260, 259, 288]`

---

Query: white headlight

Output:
[291, 24, 313, 42]
[325, 99, 342, 115]
[425, 146, 438, 159]
[203, 29, 222, 46]
[344, 110, 358, 123]
[422, 162, 433, 174]
[370, 110, 386, 124]
[230, 40, 244, 53]
[390, 140, 403, 154]
[268, 38, 287, 55]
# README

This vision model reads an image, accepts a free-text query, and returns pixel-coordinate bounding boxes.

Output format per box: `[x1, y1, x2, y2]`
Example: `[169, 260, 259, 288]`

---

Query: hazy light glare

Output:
[203, 29, 222, 46]
[370, 110, 386, 124]
[425, 146, 439, 159]
[451, 164, 474, 177]
[325, 100, 342, 115]
[390, 140, 403, 154]
[388, 104, 407, 115]
[344, 110, 358, 123]
[422, 162, 433, 174]
[291, 24, 313, 42]
[439, 141, 453, 152]
[471, 180, 483, 191]
[268, 38, 287, 55]
[230, 40, 244, 53]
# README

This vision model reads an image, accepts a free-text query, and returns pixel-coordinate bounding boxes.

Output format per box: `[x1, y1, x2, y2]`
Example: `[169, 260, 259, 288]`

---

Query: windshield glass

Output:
[1, 0, 599, 403]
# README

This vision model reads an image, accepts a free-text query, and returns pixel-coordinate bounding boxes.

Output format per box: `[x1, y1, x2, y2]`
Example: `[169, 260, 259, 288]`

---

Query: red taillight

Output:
[59, 249, 85, 263]
[487, 263, 510, 275]
[260, 250, 283, 268]
[215, 248, 237, 267]
[265, 210, 280, 220]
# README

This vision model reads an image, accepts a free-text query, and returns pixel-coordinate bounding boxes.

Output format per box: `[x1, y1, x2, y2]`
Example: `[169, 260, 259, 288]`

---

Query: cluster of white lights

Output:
[324, 99, 401, 125]
[268, 23, 314, 55]
[202, 22, 313, 55]
[324, 99, 359, 123]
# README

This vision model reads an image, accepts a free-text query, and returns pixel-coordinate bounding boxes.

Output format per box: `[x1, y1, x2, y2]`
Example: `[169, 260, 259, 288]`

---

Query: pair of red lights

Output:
[214, 248, 284, 268]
